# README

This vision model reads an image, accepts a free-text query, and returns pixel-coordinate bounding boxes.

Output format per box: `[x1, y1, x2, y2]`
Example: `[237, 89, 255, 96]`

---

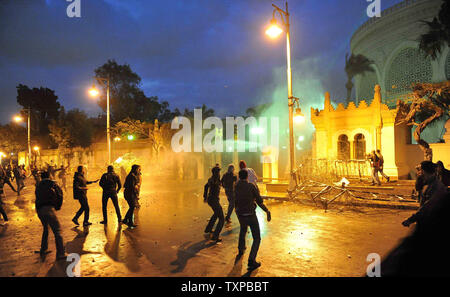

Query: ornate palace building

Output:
[310, 0, 450, 179]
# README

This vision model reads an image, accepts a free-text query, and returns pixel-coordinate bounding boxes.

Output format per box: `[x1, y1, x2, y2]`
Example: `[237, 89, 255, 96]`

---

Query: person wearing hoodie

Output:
[72, 165, 99, 227]
[203, 164, 224, 243]
[221, 164, 237, 224]
[122, 164, 141, 228]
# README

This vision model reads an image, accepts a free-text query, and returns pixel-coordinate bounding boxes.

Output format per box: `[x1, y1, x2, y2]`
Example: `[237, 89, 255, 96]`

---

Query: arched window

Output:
[337, 134, 350, 160]
[354, 134, 366, 160]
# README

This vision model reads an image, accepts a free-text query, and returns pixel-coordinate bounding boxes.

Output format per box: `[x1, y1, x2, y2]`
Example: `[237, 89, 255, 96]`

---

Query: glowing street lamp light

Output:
[294, 108, 305, 124]
[127, 134, 135, 141]
[13, 115, 24, 123]
[88, 84, 100, 97]
[88, 77, 111, 164]
[265, 19, 283, 39]
[0, 152, 6, 164]
[33, 146, 40, 152]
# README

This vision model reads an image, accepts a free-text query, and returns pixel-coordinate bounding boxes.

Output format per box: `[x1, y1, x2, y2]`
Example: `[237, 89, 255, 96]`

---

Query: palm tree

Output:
[345, 53, 374, 104]
[245, 103, 272, 117]
[418, 0, 450, 60]
[183, 104, 215, 119]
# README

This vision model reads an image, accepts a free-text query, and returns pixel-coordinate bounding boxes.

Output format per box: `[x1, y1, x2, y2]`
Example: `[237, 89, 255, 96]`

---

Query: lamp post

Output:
[89, 77, 111, 164]
[13, 108, 32, 167]
[265, 1, 304, 178]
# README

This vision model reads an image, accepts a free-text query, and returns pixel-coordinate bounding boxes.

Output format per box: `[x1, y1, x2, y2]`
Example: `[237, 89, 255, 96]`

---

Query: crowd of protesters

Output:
[0, 160, 142, 261]
[2, 153, 450, 275]
[203, 160, 271, 271]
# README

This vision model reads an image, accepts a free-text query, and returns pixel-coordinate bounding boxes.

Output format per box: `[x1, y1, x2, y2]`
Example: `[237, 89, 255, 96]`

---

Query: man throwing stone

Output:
[234, 169, 271, 270]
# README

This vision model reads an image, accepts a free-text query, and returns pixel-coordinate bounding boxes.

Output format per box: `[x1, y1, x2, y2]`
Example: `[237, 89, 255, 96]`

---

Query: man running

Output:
[221, 164, 237, 224]
[0, 164, 17, 225]
[204, 165, 224, 243]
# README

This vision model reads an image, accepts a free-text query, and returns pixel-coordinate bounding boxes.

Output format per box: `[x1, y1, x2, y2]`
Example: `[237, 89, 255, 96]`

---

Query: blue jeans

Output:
[237, 214, 261, 263]
[204, 197, 224, 240]
[37, 205, 64, 256]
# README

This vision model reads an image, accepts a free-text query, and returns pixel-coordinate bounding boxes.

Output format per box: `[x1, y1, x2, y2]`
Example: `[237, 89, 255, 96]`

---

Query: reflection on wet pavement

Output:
[0, 179, 415, 277]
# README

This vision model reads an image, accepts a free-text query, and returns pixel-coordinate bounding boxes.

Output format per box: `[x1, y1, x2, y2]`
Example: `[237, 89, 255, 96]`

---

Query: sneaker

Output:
[211, 237, 222, 243]
[83, 222, 92, 226]
[72, 218, 80, 226]
[100, 221, 107, 225]
[248, 261, 261, 270]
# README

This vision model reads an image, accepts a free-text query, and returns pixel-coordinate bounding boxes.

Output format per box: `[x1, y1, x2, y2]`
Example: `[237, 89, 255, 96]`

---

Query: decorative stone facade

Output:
[351, 0, 449, 107]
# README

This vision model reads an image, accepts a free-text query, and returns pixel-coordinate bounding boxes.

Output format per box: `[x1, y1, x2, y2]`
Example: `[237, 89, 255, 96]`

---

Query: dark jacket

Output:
[204, 177, 221, 201]
[221, 172, 237, 193]
[73, 172, 95, 199]
[407, 177, 449, 233]
[35, 178, 63, 210]
[234, 180, 268, 216]
[0, 168, 15, 193]
[124, 172, 140, 199]
[100, 172, 122, 193]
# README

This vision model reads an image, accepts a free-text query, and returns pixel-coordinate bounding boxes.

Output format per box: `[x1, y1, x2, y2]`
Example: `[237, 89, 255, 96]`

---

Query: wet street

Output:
[0, 178, 415, 277]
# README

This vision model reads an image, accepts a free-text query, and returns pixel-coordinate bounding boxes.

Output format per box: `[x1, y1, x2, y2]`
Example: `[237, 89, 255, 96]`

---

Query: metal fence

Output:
[293, 159, 372, 184]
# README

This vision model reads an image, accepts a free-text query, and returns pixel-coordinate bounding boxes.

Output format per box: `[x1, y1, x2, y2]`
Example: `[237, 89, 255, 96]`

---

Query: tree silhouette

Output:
[94, 59, 178, 123]
[345, 53, 374, 104]
[419, 0, 450, 60]
[16, 84, 61, 148]
[396, 80, 450, 161]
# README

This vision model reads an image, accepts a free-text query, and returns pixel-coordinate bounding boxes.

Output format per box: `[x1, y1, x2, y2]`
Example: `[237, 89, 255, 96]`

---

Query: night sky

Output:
[0, 0, 403, 123]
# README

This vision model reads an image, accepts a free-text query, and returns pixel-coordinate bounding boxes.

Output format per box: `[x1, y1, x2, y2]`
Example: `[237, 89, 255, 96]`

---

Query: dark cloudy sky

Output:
[0, 0, 403, 123]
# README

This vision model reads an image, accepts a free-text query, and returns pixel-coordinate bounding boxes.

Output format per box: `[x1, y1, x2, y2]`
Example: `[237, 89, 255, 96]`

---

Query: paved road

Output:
[0, 177, 415, 277]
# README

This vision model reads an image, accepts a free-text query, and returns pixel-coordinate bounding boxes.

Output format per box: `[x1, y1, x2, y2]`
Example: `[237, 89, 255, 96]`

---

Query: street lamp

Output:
[265, 1, 300, 178]
[12, 109, 32, 167]
[89, 77, 111, 164]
